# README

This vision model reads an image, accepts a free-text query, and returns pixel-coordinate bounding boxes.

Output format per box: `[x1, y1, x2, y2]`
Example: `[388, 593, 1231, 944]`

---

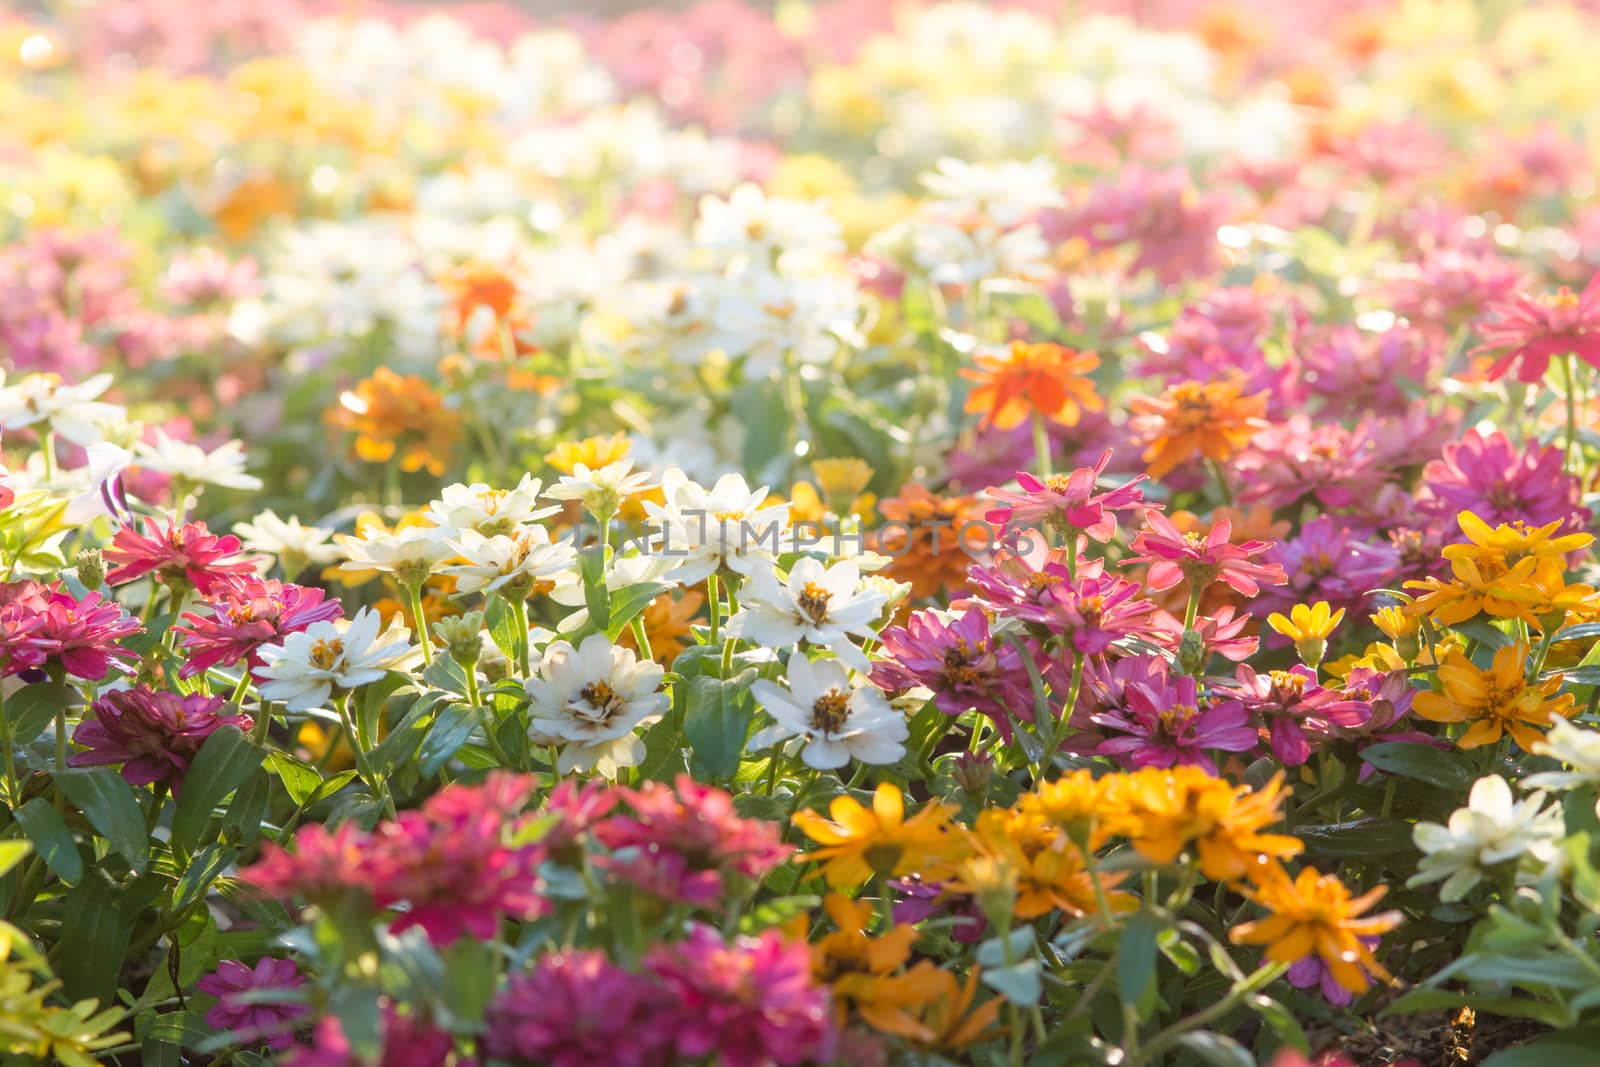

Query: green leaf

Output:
[484, 596, 520, 662]
[7, 680, 69, 745]
[1384, 988, 1569, 1027]
[1174, 1032, 1255, 1067]
[605, 582, 672, 641]
[58, 872, 133, 1003]
[1118, 911, 1161, 1006]
[1296, 818, 1416, 859]
[579, 546, 610, 630]
[1359, 742, 1472, 790]
[171, 726, 263, 855]
[1554, 665, 1600, 686]
[419, 704, 481, 777]
[980, 959, 1041, 1006]
[14, 798, 80, 883]
[221, 768, 272, 846]
[1456, 619, 1513, 650]
[370, 693, 447, 777]
[1482, 1028, 1600, 1067]
[174, 844, 237, 913]
[266, 752, 323, 806]
[1248, 995, 1310, 1054]
[0, 839, 30, 880]
[682, 673, 754, 782]
[56, 768, 148, 873]
[1552, 622, 1600, 643]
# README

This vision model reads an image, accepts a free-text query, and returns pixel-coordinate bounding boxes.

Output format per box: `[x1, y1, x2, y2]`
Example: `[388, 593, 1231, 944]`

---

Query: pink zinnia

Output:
[984, 450, 1149, 542]
[0, 580, 52, 675]
[872, 609, 1044, 740]
[1215, 664, 1367, 767]
[70, 685, 252, 790]
[196, 958, 309, 1051]
[1471, 274, 1600, 383]
[33, 589, 141, 680]
[104, 516, 257, 596]
[645, 925, 835, 1067]
[1048, 571, 1158, 655]
[1125, 512, 1287, 598]
[241, 822, 373, 902]
[282, 1002, 463, 1067]
[1091, 672, 1257, 773]
[1421, 429, 1588, 532]
[1149, 605, 1258, 665]
[176, 577, 343, 679]
[485, 951, 677, 1067]
[594, 776, 792, 906]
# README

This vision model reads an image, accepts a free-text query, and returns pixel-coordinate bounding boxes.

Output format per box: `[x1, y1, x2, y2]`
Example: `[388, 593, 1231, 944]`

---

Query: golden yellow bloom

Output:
[327, 369, 462, 477]
[1403, 555, 1542, 626]
[1268, 602, 1344, 642]
[811, 894, 922, 1035]
[1128, 377, 1267, 480]
[1022, 768, 1138, 849]
[545, 433, 631, 475]
[896, 966, 1003, 1052]
[961, 342, 1103, 432]
[1105, 767, 1302, 883]
[1443, 511, 1592, 583]
[1370, 606, 1418, 644]
[793, 784, 964, 888]
[1229, 865, 1400, 995]
[948, 808, 1133, 921]
[1414, 642, 1575, 751]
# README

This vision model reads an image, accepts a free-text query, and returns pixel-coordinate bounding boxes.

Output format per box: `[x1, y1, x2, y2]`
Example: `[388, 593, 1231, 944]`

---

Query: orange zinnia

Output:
[327, 368, 462, 476]
[873, 484, 986, 601]
[1128, 377, 1267, 479]
[440, 261, 519, 334]
[961, 341, 1103, 431]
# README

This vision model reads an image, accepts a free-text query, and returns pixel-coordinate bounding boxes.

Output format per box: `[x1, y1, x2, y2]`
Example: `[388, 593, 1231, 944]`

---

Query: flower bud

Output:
[75, 548, 105, 590]
[432, 611, 484, 671]
[951, 750, 993, 797]
[1178, 628, 1207, 675]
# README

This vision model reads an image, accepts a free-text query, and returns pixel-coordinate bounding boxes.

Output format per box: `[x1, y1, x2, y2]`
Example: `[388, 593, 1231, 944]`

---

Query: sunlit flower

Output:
[952, 807, 1132, 921]
[1128, 377, 1266, 479]
[793, 783, 962, 888]
[749, 656, 907, 770]
[176, 578, 342, 679]
[33, 589, 141, 680]
[1471, 274, 1600, 383]
[729, 557, 887, 670]
[619, 589, 704, 666]
[524, 633, 668, 777]
[1107, 766, 1302, 882]
[1229, 866, 1399, 995]
[984, 450, 1148, 542]
[131, 430, 263, 493]
[425, 474, 556, 538]
[1409, 775, 1565, 900]
[0, 371, 119, 446]
[873, 484, 986, 601]
[104, 517, 258, 596]
[1526, 717, 1600, 791]
[327, 368, 461, 476]
[1413, 642, 1574, 750]
[961, 341, 1102, 432]
[232, 511, 342, 575]
[254, 608, 412, 712]
[484, 950, 676, 1067]
[443, 527, 575, 598]
[1093, 670, 1258, 773]
[546, 433, 631, 475]
[645, 470, 791, 585]
[1126, 511, 1286, 597]
[543, 459, 654, 518]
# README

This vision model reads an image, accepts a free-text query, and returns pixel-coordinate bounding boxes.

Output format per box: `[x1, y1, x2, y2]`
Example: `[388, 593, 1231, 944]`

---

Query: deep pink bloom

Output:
[1092, 671, 1257, 773]
[70, 686, 252, 790]
[1471, 274, 1600, 383]
[485, 951, 677, 1067]
[1064, 167, 1231, 285]
[1048, 571, 1158, 655]
[984, 450, 1149, 542]
[872, 609, 1043, 740]
[177, 577, 343, 679]
[1383, 246, 1523, 333]
[1297, 327, 1440, 418]
[961, 541, 1088, 626]
[1421, 429, 1588, 532]
[1125, 512, 1287, 598]
[1215, 664, 1366, 767]
[645, 925, 835, 1067]
[1332, 119, 1447, 187]
[1256, 517, 1399, 619]
[33, 589, 141, 680]
[240, 822, 372, 902]
[0, 580, 53, 675]
[196, 958, 309, 1051]
[281, 1003, 465, 1067]
[104, 516, 257, 596]
[594, 776, 791, 906]
[1150, 605, 1258, 665]
[540, 778, 620, 857]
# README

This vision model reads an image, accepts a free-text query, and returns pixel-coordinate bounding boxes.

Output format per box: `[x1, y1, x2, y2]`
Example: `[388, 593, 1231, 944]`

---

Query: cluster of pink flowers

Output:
[0, 582, 141, 680]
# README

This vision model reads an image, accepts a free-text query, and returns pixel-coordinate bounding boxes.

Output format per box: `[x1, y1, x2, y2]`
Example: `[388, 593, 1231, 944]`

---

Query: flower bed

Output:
[0, 1, 1598, 1064]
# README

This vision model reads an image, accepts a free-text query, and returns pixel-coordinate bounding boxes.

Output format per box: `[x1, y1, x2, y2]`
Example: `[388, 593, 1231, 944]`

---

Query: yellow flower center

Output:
[810, 689, 852, 734]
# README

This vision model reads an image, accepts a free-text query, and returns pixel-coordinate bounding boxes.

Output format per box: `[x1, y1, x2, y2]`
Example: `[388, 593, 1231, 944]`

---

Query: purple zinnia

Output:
[872, 609, 1043, 740]
[1420, 429, 1589, 532]
[69, 686, 252, 790]
[196, 958, 309, 1050]
[1091, 671, 1257, 773]
[485, 950, 677, 1067]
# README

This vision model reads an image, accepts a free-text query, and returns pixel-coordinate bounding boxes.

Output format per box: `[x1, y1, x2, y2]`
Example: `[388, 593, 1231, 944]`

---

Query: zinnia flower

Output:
[1229, 866, 1400, 995]
[983, 450, 1148, 542]
[960, 341, 1103, 432]
[484, 950, 677, 1067]
[1092, 671, 1257, 773]
[1127, 377, 1266, 479]
[1420, 429, 1588, 532]
[196, 958, 309, 1051]
[871, 609, 1041, 741]
[645, 925, 836, 1067]
[33, 589, 141, 680]
[253, 608, 411, 713]
[327, 367, 462, 476]
[1408, 775, 1566, 900]
[1413, 642, 1575, 751]
[104, 516, 257, 596]
[176, 577, 343, 679]
[793, 783, 962, 888]
[70, 686, 252, 790]
[1471, 274, 1600, 383]
[1126, 512, 1286, 598]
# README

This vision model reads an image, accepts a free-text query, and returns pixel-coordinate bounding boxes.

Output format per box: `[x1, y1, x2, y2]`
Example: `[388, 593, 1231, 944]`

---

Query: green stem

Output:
[706, 574, 721, 645]
[406, 583, 434, 666]
[1031, 411, 1053, 479]
[1564, 354, 1580, 474]
[336, 693, 395, 820]
[1128, 962, 1288, 1067]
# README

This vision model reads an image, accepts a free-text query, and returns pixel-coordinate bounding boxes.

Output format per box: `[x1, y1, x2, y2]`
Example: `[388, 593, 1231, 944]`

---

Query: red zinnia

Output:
[1471, 273, 1600, 383]
[104, 516, 258, 597]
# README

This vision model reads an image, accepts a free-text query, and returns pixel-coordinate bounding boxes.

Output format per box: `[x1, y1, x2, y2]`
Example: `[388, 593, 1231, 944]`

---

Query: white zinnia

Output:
[1408, 775, 1566, 901]
[255, 608, 412, 712]
[523, 633, 668, 777]
[727, 557, 887, 670]
[694, 183, 843, 276]
[1527, 717, 1600, 792]
[542, 459, 654, 516]
[0, 372, 121, 446]
[644, 469, 791, 585]
[337, 526, 454, 585]
[749, 656, 907, 770]
[442, 527, 575, 597]
[233, 510, 342, 571]
[424, 474, 557, 538]
[921, 157, 1063, 229]
[132, 430, 263, 492]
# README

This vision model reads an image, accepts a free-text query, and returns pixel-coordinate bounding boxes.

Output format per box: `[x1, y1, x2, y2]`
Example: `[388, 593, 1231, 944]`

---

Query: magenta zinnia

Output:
[1471, 273, 1600, 383]
[484, 950, 677, 1067]
[104, 516, 258, 596]
[196, 958, 309, 1051]
[1126, 511, 1287, 597]
[69, 686, 252, 790]
[176, 576, 343, 679]
[33, 589, 141, 680]
[984, 449, 1149, 542]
